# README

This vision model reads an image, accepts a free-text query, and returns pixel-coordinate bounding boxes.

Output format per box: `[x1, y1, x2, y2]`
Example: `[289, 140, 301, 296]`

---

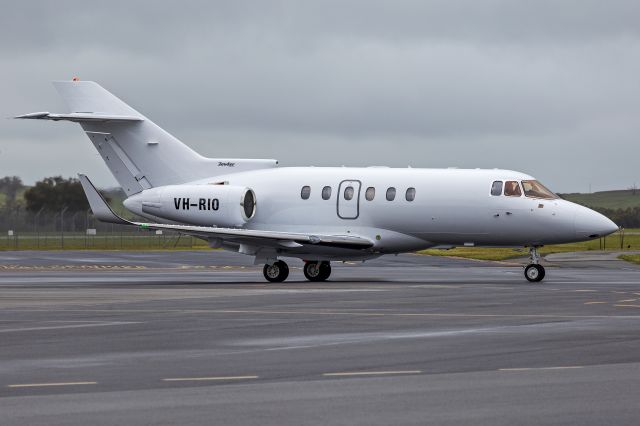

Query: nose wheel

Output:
[524, 246, 545, 282]
[525, 264, 545, 282]
[303, 261, 331, 282]
[263, 260, 289, 282]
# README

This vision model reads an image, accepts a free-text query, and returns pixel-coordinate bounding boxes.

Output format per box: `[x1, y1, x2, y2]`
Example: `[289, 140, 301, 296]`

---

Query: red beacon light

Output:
[72, 77, 80, 81]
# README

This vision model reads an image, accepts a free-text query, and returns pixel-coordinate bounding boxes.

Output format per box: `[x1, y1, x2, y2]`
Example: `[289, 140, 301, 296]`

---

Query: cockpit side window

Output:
[521, 180, 558, 200]
[491, 181, 503, 196]
[504, 181, 522, 197]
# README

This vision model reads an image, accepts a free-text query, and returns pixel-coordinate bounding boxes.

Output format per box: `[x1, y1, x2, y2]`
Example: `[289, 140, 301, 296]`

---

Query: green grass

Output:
[619, 254, 640, 265]
[419, 230, 640, 261]
[560, 190, 640, 209]
[1, 232, 210, 251]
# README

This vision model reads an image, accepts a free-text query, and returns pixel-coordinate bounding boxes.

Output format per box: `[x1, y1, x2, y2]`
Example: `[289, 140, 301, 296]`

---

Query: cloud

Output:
[1, 0, 639, 192]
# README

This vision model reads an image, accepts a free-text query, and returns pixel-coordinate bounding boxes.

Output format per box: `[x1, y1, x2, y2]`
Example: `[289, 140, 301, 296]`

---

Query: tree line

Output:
[0, 176, 118, 233]
[591, 207, 640, 228]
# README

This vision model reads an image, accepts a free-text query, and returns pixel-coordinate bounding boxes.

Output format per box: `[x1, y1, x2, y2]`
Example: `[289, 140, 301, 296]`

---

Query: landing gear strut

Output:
[524, 246, 545, 283]
[303, 261, 331, 282]
[263, 260, 289, 283]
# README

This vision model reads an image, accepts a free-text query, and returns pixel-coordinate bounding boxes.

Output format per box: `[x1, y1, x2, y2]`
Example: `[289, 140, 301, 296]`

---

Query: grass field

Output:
[619, 254, 640, 265]
[419, 229, 640, 261]
[1, 232, 209, 251]
[560, 190, 640, 209]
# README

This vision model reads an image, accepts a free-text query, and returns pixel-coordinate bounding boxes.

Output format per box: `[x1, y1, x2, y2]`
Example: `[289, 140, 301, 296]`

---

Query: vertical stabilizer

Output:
[43, 81, 277, 195]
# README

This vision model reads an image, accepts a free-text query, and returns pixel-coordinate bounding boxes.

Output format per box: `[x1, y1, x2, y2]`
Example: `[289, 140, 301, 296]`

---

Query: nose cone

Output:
[574, 205, 618, 240]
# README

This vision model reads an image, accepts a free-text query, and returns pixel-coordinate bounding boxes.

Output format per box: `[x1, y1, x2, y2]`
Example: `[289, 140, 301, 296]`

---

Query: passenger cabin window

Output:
[344, 186, 354, 200]
[322, 186, 332, 200]
[406, 187, 416, 202]
[521, 180, 558, 200]
[365, 187, 375, 201]
[504, 181, 522, 197]
[386, 187, 396, 201]
[301, 186, 311, 200]
[491, 181, 503, 196]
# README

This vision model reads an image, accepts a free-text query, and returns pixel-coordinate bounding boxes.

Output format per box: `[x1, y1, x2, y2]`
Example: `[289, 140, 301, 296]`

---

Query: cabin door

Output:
[337, 180, 361, 219]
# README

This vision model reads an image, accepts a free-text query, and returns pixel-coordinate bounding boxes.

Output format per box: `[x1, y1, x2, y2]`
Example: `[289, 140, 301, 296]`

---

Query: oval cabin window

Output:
[365, 187, 375, 201]
[344, 186, 354, 200]
[300, 186, 311, 200]
[386, 187, 396, 201]
[405, 187, 416, 201]
[322, 186, 332, 200]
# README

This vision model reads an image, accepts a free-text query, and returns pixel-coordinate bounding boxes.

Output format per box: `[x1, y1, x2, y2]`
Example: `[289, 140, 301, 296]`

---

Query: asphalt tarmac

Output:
[1, 251, 640, 425]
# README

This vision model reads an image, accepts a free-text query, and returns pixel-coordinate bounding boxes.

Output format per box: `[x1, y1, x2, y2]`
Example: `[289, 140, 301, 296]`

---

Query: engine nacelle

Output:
[123, 184, 256, 227]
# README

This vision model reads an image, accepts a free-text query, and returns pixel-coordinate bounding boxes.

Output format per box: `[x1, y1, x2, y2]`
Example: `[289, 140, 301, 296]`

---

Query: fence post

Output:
[34, 207, 44, 250]
[60, 206, 68, 249]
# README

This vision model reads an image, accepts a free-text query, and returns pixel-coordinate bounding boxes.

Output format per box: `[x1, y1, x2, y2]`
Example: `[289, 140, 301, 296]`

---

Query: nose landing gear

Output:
[303, 261, 332, 282]
[263, 260, 289, 282]
[524, 246, 545, 282]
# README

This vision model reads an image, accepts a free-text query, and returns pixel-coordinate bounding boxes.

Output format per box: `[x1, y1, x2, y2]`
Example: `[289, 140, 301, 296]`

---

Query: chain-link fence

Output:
[0, 207, 207, 250]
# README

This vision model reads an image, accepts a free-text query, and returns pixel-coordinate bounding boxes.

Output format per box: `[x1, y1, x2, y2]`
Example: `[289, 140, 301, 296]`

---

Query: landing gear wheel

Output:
[319, 262, 331, 281]
[263, 260, 289, 283]
[303, 261, 331, 282]
[524, 264, 545, 282]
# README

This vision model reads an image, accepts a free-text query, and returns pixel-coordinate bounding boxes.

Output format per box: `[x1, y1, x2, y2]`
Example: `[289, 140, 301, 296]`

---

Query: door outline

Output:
[337, 180, 362, 220]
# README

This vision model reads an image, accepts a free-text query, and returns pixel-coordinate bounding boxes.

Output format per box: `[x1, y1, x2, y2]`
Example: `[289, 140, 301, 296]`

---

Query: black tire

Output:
[303, 261, 331, 282]
[318, 261, 331, 281]
[304, 261, 322, 282]
[263, 261, 289, 283]
[524, 264, 545, 282]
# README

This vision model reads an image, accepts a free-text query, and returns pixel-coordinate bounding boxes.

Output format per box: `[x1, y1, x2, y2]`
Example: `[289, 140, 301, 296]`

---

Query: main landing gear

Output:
[263, 260, 289, 283]
[524, 246, 545, 283]
[261, 260, 332, 283]
[303, 261, 331, 282]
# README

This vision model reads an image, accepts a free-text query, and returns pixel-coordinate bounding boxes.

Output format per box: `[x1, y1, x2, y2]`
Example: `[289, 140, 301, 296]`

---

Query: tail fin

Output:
[19, 81, 277, 196]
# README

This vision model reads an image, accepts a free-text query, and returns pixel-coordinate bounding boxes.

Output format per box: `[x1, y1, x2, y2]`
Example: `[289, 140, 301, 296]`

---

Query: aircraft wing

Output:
[78, 174, 374, 250]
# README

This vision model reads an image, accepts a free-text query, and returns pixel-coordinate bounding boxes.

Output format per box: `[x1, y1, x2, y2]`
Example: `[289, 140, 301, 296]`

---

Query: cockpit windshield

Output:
[521, 180, 557, 200]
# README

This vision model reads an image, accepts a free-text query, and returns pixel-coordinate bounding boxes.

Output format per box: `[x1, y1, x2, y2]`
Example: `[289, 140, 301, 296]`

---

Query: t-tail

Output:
[15, 80, 277, 196]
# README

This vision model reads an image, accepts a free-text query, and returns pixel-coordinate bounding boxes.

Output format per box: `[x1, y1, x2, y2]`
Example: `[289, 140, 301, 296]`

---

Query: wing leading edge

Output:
[78, 174, 374, 250]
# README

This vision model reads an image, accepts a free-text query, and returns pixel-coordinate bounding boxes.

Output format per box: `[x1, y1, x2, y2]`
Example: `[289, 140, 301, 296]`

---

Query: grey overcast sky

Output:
[1, 0, 639, 192]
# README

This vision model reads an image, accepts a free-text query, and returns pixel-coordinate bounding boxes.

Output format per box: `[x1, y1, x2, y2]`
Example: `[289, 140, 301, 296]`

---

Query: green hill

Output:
[559, 190, 640, 210]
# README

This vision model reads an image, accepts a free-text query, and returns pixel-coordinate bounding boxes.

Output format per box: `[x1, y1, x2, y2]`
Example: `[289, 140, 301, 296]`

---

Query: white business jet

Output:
[16, 80, 618, 283]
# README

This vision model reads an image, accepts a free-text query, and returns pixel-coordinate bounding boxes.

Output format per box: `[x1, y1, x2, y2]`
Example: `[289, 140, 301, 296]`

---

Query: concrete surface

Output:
[1, 251, 639, 425]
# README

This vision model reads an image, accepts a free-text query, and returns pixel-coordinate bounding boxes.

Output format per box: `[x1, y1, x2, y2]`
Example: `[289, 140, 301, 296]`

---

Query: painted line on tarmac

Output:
[499, 366, 583, 372]
[8, 381, 97, 388]
[163, 376, 258, 382]
[323, 370, 422, 377]
[615, 304, 640, 308]
[584, 301, 608, 305]
[0, 321, 140, 333]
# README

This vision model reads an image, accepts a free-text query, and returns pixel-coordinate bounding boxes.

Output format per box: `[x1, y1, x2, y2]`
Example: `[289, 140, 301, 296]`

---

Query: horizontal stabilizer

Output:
[15, 112, 143, 123]
[78, 174, 373, 250]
